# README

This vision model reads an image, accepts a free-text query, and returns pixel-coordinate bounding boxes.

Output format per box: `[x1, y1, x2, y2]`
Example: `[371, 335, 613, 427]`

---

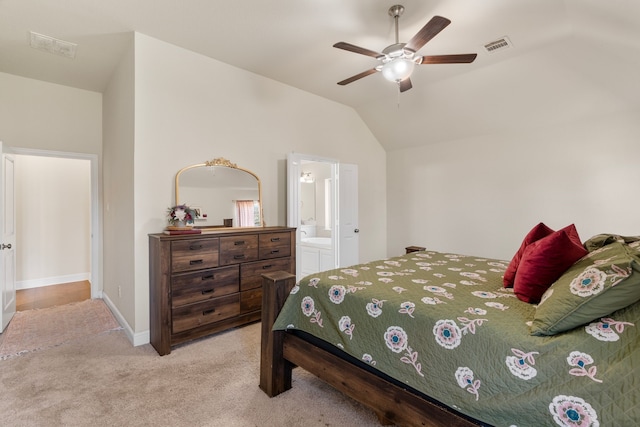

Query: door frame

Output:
[12, 148, 101, 298]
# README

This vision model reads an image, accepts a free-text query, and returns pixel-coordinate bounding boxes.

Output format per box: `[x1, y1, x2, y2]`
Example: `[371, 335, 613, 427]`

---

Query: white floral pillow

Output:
[530, 241, 640, 336]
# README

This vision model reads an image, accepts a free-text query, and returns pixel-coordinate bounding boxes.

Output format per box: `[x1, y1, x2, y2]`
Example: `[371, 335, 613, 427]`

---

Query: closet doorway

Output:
[13, 149, 99, 300]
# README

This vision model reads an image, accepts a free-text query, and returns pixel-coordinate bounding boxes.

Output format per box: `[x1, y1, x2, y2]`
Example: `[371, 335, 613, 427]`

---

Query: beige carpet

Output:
[0, 309, 383, 426]
[0, 299, 121, 360]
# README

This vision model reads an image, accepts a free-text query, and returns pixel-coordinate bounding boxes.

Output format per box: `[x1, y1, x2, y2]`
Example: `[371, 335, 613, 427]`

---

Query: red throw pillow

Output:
[503, 222, 554, 288]
[513, 224, 588, 304]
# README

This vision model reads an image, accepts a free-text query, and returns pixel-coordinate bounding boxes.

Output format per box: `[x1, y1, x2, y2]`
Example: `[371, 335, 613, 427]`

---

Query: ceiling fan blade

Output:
[405, 16, 451, 52]
[399, 78, 412, 93]
[337, 68, 378, 86]
[333, 42, 383, 59]
[420, 53, 478, 64]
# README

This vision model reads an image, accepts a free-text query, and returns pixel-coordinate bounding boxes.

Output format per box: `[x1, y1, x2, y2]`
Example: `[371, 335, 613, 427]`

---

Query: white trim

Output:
[132, 328, 151, 347]
[11, 148, 101, 299]
[102, 292, 150, 347]
[17, 273, 91, 290]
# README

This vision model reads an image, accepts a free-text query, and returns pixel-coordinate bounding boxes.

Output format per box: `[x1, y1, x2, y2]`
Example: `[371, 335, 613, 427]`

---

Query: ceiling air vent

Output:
[484, 36, 512, 54]
[29, 31, 77, 59]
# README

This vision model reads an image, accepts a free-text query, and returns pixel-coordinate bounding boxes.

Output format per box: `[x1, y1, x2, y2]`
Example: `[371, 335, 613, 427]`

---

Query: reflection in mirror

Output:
[175, 158, 264, 228]
[298, 164, 332, 233]
[300, 180, 316, 226]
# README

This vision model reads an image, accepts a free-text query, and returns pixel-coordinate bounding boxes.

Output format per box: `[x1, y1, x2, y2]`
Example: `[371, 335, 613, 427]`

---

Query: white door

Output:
[1, 142, 16, 332]
[338, 163, 358, 268]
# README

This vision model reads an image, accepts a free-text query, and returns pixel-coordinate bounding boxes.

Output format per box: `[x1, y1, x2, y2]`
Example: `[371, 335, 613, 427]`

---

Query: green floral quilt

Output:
[272, 250, 640, 427]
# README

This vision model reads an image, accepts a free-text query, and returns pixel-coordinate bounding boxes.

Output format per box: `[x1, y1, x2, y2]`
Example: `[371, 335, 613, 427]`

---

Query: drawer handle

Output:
[202, 274, 214, 281]
[189, 244, 203, 250]
[234, 240, 245, 246]
[202, 308, 216, 316]
[270, 237, 280, 242]
[233, 254, 246, 260]
[270, 249, 280, 254]
[262, 264, 273, 270]
[201, 288, 215, 295]
[189, 259, 204, 265]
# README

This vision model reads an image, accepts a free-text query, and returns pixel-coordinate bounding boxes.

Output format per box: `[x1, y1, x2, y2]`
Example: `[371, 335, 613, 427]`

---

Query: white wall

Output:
[0, 73, 102, 154]
[108, 33, 387, 340]
[387, 108, 640, 260]
[14, 155, 91, 288]
[102, 37, 135, 336]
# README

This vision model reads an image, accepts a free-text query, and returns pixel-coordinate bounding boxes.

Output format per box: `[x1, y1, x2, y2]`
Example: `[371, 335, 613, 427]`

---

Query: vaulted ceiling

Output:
[1, 0, 639, 150]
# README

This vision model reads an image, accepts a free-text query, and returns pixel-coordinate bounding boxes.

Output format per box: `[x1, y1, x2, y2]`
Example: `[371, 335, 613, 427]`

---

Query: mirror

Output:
[175, 157, 264, 228]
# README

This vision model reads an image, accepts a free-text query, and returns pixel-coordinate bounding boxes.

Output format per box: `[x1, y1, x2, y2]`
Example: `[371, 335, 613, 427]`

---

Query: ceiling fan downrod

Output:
[389, 5, 404, 45]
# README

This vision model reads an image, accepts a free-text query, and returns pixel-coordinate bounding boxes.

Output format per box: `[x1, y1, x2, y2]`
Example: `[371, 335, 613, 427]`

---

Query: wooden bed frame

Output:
[259, 271, 483, 427]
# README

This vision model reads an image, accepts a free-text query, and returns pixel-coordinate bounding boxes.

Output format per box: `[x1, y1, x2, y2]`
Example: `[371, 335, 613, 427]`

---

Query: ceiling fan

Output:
[333, 4, 477, 92]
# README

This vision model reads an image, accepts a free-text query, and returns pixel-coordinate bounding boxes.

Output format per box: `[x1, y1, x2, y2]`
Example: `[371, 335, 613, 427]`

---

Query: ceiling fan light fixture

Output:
[381, 57, 415, 82]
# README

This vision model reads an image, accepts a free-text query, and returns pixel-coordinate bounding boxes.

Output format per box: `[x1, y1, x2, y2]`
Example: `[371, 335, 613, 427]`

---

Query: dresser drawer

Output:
[259, 231, 292, 259]
[171, 238, 219, 273]
[240, 288, 262, 313]
[172, 294, 241, 334]
[240, 258, 292, 291]
[219, 235, 258, 265]
[171, 265, 239, 307]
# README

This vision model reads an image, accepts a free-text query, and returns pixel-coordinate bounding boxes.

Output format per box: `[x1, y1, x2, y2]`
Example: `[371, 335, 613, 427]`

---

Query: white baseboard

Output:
[17, 273, 91, 290]
[101, 292, 150, 347]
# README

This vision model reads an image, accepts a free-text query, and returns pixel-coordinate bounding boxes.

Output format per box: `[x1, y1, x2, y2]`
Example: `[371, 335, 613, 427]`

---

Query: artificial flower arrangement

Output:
[167, 204, 197, 226]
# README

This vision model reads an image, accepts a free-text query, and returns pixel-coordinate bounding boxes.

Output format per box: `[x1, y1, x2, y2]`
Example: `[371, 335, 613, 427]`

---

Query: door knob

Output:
[354, 229, 359, 233]
[1, 243, 11, 250]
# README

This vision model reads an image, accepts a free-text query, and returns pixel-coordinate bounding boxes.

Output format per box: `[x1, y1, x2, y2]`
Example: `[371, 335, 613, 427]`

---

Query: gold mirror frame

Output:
[175, 157, 265, 229]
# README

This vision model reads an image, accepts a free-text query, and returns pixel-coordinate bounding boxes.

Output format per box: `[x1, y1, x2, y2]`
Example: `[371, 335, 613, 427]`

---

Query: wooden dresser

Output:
[149, 226, 295, 355]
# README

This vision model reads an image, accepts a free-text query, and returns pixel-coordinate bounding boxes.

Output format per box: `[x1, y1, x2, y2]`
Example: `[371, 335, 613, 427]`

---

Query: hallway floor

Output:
[16, 281, 90, 311]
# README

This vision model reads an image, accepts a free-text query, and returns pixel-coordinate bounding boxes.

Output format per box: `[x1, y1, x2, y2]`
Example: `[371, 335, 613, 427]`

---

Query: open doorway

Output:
[287, 153, 359, 280]
[288, 153, 338, 280]
[12, 149, 99, 302]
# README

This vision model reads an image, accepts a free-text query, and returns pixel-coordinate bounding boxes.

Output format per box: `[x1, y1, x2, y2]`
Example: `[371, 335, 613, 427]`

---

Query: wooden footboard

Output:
[259, 271, 296, 396]
[259, 271, 481, 427]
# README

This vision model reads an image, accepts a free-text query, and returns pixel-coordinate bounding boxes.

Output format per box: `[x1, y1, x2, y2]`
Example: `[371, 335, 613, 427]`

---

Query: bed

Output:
[259, 230, 640, 427]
